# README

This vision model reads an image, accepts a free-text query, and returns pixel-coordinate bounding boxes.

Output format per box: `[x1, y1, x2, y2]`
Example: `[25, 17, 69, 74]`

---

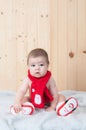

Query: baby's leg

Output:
[57, 94, 66, 103]
[56, 94, 66, 110]
[21, 96, 30, 104]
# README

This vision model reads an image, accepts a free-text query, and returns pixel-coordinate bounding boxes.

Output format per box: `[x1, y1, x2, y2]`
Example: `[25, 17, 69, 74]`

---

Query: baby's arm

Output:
[46, 77, 59, 111]
[13, 77, 30, 113]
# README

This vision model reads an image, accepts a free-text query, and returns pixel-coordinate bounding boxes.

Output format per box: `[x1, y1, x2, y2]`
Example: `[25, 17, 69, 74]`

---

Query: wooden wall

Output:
[0, 0, 86, 91]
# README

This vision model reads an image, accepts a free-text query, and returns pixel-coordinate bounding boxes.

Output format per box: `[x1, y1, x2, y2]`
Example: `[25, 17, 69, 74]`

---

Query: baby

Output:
[11, 48, 78, 116]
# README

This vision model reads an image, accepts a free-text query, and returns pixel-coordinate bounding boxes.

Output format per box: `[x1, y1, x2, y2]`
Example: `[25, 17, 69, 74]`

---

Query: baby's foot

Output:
[56, 97, 78, 116]
[10, 102, 35, 115]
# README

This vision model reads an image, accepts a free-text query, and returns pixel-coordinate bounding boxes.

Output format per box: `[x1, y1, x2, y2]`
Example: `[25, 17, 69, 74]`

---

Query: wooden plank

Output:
[77, 0, 86, 91]
[13, 0, 28, 88]
[0, 0, 17, 91]
[67, 0, 78, 90]
[50, 0, 58, 88]
[56, 0, 68, 90]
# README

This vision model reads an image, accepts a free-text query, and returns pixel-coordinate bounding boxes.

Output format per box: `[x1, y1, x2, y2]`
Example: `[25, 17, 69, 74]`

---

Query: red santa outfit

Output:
[10, 70, 78, 116]
[28, 70, 53, 108]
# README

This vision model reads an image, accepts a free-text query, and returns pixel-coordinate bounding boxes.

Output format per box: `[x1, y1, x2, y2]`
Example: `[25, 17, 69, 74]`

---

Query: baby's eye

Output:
[31, 64, 35, 67]
[39, 64, 44, 66]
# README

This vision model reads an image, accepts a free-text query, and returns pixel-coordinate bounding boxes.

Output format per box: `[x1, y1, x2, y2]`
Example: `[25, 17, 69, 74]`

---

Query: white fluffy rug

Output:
[0, 90, 86, 130]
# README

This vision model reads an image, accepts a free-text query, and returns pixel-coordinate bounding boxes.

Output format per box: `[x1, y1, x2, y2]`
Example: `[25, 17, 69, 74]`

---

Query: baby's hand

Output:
[13, 104, 22, 113]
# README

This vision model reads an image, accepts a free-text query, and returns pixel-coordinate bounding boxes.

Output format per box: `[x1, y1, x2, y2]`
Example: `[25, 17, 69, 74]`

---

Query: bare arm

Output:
[46, 76, 59, 111]
[13, 77, 30, 113]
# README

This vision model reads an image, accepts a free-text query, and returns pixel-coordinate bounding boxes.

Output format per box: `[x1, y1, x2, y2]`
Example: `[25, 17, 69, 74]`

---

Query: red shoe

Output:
[56, 97, 78, 116]
[10, 102, 35, 115]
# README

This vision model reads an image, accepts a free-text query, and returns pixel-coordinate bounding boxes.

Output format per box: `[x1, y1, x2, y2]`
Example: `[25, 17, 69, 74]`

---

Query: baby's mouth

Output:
[35, 72, 41, 76]
[35, 72, 40, 74]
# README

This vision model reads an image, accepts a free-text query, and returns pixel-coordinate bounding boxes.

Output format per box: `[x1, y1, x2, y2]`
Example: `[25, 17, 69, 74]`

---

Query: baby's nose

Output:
[35, 65, 40, 69]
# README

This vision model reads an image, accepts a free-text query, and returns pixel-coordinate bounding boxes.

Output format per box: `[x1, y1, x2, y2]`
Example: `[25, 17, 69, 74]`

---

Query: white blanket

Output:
[0, 90, 86, 130]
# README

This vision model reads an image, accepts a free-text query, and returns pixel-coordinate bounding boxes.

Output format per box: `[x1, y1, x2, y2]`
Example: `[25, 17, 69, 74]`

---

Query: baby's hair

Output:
[27, 48, 49, 65]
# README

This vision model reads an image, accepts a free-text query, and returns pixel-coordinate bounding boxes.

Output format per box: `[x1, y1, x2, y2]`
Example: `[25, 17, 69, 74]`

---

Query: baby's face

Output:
[28, 56, 49, 78]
